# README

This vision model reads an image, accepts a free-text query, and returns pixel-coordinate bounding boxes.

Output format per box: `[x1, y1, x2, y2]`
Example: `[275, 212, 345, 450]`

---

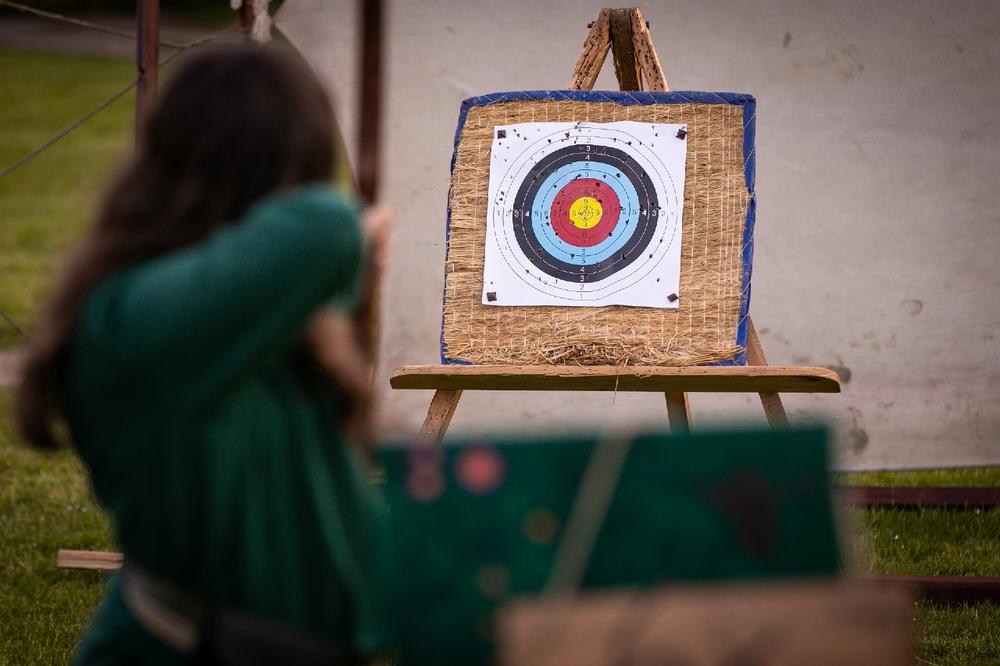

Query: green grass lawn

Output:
[0, 391, 113, 665]
[840, 470, 1000, 664]
[0, 47, 998, 665]
[0, 48, 134, 348]
[1, 392, 997, 664]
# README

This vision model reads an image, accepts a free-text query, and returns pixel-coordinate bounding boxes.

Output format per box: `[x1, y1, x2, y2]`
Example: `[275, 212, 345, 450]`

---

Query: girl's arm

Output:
[79, 185, 363, 400]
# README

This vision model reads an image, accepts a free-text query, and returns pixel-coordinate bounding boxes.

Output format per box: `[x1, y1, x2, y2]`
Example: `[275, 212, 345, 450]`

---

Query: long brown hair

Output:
[15, 45, 337, 449]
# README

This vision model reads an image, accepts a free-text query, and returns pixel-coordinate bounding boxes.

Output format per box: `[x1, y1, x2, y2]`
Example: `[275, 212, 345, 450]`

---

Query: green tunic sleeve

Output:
[79, 184, 363, 400]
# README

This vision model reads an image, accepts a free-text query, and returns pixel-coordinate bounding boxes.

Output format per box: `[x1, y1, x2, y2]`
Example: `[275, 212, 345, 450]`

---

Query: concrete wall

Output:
[277, 0, 1000, 470]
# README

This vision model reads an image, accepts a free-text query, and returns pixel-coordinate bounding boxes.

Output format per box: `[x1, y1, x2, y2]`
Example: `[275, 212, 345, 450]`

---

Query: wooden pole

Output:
[356, 0, 383, 206]
[238, 0, 258, 38]
[135, 0, 159, 136]
[354, 0, 384, 358]
[349, 0, 385, 451]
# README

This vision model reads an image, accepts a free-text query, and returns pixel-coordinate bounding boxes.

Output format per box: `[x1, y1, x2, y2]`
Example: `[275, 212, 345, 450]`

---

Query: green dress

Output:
[65, 186, 391, 664]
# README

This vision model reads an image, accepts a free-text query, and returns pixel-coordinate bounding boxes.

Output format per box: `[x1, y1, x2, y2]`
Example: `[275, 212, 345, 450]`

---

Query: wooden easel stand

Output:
[393, 7, 834, 446]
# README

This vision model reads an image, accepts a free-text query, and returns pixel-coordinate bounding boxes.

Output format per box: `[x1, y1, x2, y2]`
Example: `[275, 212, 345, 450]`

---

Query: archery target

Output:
[482, 121, 687, 308]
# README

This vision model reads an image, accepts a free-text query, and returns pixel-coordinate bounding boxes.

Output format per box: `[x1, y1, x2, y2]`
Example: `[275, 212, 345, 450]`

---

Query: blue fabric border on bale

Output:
[439, 90, 757, 366]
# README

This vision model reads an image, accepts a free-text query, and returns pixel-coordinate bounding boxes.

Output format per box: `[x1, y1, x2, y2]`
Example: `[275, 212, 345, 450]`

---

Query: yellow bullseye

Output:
[568, 196, 603, 229]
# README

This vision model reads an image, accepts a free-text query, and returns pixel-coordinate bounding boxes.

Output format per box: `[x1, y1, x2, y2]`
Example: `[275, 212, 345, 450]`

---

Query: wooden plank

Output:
[745, 318, 790, 428]
[630, 8, 669, 91]
[859, 574, 1000, 605]
[841, 486, 1000, 509]
[57, 549, 123, 572]
[414, 389, 463, 446]
[569, 8, 611, 90]
[608, 8, 641, 90]
[391, 365, 841, 393]
[665, 391, 692, 434]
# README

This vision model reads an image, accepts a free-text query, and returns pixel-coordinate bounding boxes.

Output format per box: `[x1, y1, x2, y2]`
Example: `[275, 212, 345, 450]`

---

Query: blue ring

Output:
[529, 160, 640, 266]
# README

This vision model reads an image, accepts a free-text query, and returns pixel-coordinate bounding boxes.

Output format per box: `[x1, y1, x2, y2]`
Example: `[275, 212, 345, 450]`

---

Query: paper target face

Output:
[482, 121, 687, 308]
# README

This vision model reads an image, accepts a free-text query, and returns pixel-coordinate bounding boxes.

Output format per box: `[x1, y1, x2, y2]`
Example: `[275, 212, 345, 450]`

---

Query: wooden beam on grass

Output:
[57, 549, 123, 572]
[842, 486, 1000, 509]
[860, 574, 1000, 605]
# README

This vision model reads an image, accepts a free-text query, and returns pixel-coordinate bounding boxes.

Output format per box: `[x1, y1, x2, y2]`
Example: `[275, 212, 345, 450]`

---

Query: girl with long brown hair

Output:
[15, 45, 392, 664]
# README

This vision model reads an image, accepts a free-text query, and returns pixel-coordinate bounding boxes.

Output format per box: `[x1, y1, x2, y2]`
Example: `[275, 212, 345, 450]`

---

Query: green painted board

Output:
[378, 427, 840, 665]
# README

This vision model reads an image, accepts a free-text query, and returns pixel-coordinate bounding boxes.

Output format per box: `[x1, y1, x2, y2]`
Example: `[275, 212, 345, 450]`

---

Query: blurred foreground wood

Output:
[499, 581, 913, 666]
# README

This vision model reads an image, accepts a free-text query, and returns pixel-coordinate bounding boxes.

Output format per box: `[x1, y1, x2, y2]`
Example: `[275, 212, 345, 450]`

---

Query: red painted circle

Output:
[455, 446, 506, 495]
[549, 178, 622, 248]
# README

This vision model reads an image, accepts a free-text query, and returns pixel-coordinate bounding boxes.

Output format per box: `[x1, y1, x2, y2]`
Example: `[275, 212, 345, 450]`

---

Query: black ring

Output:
[510, 145, 659, 284]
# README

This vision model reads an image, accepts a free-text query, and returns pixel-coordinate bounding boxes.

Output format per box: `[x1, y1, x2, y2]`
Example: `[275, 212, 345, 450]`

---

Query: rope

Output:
[0, 0, 185, 49]
[0, 307, 26, 338]
[0, 24, 236, 181]
[0, 80, 136, 181]
[0, 23, 238, 336]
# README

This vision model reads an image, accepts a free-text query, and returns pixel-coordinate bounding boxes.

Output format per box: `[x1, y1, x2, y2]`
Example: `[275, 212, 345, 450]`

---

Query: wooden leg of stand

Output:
[414, 389, 462, 446]
[745, 317, 790, 428]
[665, 392, 692, 434]
[757, 392, 790, 428]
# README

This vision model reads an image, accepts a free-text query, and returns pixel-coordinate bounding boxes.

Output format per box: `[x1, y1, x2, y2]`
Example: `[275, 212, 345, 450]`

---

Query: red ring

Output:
[549, 178, 621, 248]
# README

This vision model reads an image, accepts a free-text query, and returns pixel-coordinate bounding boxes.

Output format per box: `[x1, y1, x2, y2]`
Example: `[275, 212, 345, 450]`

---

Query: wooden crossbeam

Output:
[391, 365, 841, 393]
